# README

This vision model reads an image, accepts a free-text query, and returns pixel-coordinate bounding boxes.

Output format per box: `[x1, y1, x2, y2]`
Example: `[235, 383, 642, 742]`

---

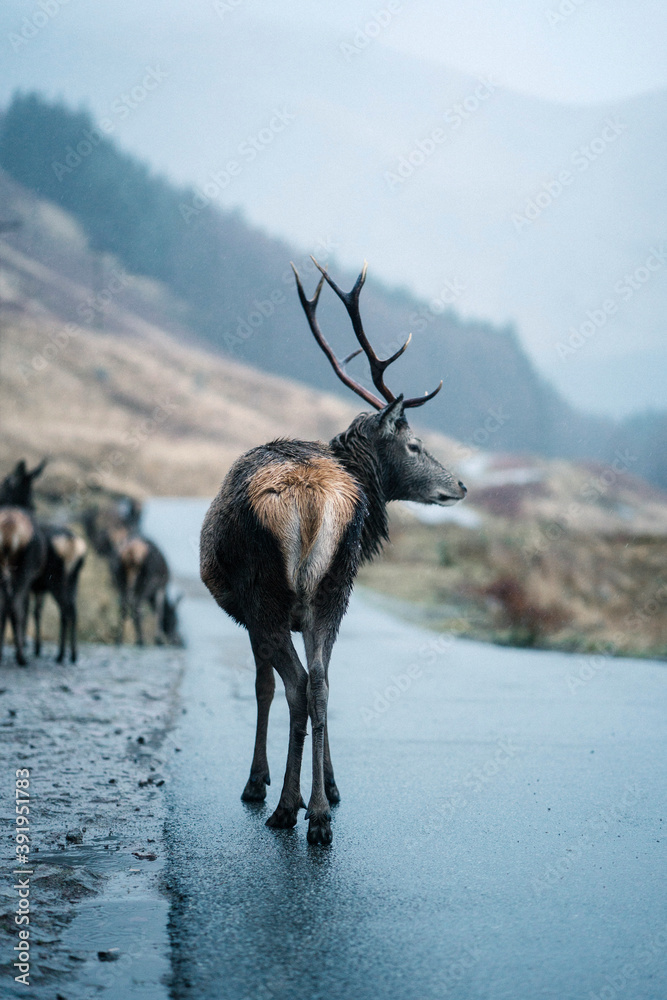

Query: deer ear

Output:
[29, 458, 48, 480]
[378, 395, 406, 431]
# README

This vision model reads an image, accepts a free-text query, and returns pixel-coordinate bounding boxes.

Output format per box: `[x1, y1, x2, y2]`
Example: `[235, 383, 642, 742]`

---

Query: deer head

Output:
[0, 458, 48, 510]
[292, 259, 466, 507]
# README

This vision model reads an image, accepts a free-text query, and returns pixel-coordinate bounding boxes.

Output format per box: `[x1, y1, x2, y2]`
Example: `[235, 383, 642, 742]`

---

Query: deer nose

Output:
[458, 481, 467, 495]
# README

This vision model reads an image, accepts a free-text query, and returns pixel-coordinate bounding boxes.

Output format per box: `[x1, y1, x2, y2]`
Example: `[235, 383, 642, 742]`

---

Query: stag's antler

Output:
[291, 258, 442, 411]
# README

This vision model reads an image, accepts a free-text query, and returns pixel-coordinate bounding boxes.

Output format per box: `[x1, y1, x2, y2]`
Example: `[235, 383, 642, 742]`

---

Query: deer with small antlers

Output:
[200, 261, 466, 845]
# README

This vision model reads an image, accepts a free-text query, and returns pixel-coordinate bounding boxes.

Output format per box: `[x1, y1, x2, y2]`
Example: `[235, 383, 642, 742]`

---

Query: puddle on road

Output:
[22, 842, 171, 1000]
[54, 892, 170, 1000]
[35, 840, 155, 874]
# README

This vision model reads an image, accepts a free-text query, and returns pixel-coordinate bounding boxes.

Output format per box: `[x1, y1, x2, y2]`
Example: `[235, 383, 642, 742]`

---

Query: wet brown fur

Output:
[248, 457, 360, 579]
[50, 533, 87, 575]
[0, 509, 35, 567]
[118, 537, 150, 587]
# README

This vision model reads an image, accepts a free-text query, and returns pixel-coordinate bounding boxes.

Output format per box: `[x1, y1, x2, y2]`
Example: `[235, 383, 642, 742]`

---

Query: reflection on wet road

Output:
[143, 499, 667, 1000]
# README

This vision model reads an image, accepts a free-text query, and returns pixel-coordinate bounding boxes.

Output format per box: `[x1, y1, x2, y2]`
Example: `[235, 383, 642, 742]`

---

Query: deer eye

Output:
[407, 442, 421, 454]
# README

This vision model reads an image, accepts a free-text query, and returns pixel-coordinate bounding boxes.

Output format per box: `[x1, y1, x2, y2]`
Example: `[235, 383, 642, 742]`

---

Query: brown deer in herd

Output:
[0, 461, 48, 666]
[33, 526, 87, 663]
[83, 505, 180, 646]
[200, 261, 466, 845]
[0, 459, 88, 665]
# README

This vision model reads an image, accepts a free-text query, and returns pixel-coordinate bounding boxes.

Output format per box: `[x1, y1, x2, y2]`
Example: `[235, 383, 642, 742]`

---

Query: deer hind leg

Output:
[241, 657, 275, 802]
[303, 624, 337, 845]
[248, 627, 308, 830]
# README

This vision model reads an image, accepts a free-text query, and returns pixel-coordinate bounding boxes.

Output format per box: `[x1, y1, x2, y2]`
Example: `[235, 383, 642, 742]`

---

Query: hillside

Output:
[1, 182, 665, 659]
[2, 94, 665, 494]
[0, 96, 607, 460]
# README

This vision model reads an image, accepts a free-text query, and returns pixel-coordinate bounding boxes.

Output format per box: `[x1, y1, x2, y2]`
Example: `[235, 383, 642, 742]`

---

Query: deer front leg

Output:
[323, 720, 340, 805]
[153, 588, 167, 645]
[69, 600, 78, 663]
[241, 659, 275, 802]
[116, 588, 128, 645]
[131, 595, 144, 646]
[33, 592, 45, 657]
[0, 596, 7, 663]
[9, 593, 29, 666]
[56, 599, 68, 664]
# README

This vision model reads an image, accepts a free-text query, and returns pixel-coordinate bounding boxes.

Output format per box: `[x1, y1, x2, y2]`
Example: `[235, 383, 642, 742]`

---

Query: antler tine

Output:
[291, 262, 385, 411]
[311, 257, 444, 409]
[403, 380, 443, 408]
[311, 257, 396, 404]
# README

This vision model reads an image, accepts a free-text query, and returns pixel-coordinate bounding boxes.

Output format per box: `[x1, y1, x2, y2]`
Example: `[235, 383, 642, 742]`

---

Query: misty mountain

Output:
[1, 93, 665, 490]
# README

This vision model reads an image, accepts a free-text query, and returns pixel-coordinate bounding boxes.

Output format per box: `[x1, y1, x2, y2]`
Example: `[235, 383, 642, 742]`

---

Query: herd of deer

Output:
[1, 261, 465, 845]
[0, 460, 181, 666]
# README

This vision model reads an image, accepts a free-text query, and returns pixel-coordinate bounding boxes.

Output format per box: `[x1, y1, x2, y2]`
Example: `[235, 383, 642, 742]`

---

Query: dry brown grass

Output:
[359, 512, 667, 658]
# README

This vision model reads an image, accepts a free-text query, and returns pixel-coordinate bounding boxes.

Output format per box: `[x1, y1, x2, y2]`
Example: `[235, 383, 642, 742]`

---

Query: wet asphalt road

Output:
[143, 500, 667, 1000]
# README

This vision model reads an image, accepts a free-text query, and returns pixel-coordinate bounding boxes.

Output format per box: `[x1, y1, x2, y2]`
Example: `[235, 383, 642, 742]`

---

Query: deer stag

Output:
[200, 260, 466, 845]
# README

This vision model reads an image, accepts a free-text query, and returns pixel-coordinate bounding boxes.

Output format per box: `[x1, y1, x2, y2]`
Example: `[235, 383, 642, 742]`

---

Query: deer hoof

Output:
[325, 779, 341, 805]
[266, 804, 299, 829]
[306, 814, 333, 846]
[241, 775, 269, 802]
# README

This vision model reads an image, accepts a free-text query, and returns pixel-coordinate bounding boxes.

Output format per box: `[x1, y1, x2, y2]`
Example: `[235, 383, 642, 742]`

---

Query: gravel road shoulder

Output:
[0, 643, 185, 999]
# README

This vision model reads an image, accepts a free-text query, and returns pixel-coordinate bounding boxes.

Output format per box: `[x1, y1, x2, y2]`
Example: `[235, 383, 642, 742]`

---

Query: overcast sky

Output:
[2, 0, 667, 107]
[265, 0, 667, 104]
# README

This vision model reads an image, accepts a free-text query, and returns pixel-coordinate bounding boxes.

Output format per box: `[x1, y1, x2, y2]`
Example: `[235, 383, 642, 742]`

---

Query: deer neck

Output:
[329, 427, 389, 564]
